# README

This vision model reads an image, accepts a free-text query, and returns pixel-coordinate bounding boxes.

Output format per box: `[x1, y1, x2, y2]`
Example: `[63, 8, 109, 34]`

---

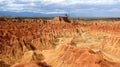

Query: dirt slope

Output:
[0, 16, 120, 67]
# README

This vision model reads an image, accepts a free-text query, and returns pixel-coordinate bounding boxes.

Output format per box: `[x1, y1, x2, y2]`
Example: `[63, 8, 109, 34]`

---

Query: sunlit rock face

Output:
[42, 44, 120, 67]
[0, 16, 120, 67]
[11, 44, 120, 67]
[10, 61, 51, 67]
[52, 16, 70, 22]
[101, 36, 120, 62]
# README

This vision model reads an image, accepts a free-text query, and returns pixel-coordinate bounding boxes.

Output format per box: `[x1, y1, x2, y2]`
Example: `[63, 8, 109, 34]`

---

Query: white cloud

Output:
[40, 11, 67, 14]
[75, 0, 120, 5]
[0, 0, 120, 16]
[41, 0, 65, 5]
[1, 0, 120, 6]
[41, 0, 120, 5]
[26, 9, 67, 14]
[0, 0, 4, 2]
[108, 8, 120, 12]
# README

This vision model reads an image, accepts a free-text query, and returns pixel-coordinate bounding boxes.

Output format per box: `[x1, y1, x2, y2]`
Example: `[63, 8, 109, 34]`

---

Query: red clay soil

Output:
[11, 61, 51, 67]
[0, 16, 120, 67]
[43, 44, 120, 67]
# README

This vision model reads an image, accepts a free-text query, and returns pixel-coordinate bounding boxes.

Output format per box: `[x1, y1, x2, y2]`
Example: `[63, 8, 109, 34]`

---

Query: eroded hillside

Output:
[0, 16, 120, 67]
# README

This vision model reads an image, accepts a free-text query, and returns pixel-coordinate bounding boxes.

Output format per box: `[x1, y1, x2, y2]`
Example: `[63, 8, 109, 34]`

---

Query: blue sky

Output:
[0, 0, 120, 17]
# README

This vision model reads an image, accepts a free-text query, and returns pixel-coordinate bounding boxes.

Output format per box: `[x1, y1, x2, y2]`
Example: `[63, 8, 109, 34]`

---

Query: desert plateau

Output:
[0, 16, 120, 67]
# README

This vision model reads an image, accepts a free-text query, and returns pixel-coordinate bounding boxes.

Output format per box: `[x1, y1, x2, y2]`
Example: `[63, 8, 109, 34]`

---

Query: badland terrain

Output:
[0, 16, 120, 67]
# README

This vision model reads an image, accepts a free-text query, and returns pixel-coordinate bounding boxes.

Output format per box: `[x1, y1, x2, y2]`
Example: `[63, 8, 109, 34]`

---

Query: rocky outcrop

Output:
[0, 17, 77, 65]
[43, 44, 120, 67]
[11, 44, 120, 67]
[53, 16, 70, 22]
[11, 61, 51, 67]
[0, 16, 120, 66]
[0, 60, 10, 67]
[101, 36, 120, 62]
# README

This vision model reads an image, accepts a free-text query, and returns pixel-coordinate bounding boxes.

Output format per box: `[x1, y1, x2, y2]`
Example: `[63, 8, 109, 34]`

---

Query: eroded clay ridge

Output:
[11, 44, 120, 67]
[0, 16, 120, 66]
[43, 44, 120, 67]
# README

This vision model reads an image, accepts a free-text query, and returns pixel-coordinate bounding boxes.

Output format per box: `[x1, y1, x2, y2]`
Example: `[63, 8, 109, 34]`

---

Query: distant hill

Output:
[0, 11, 65, 17]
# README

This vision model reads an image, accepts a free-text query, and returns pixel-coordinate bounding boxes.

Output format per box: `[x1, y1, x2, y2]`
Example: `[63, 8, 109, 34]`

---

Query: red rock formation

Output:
[52, 16, 70, 22]
[0, 17, 78, 65]
[101, 36, 120, 62]
[0, 60, 10, 67]
[0, 17, 120, 66]
[11, 61, 51, 67]
[43, 44, 120, 67]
